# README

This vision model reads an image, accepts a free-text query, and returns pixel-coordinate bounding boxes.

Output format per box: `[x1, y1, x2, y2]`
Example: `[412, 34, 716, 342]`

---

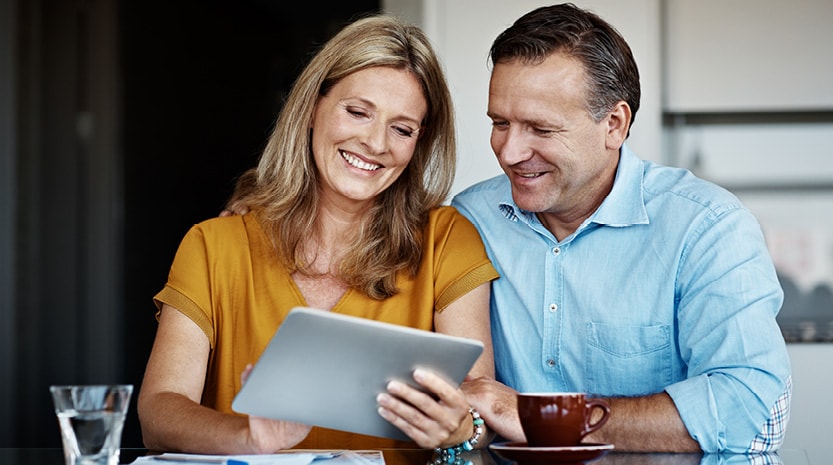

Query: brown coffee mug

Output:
[517, 392, 611, 447]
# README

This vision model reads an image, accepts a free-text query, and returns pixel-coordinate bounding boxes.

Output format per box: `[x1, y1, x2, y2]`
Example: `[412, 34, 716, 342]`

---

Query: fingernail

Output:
[387, 380, 402, 392]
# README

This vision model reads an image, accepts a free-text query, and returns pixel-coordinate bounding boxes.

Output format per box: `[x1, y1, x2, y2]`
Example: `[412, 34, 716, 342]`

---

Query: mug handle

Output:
[581, 398, 611, 438]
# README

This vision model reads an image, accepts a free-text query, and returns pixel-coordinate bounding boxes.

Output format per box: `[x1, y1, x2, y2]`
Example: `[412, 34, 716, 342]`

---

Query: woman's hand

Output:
[245, 416, 312, 453]
[241, 365, 313, 452]
[376, 368, 476, 449]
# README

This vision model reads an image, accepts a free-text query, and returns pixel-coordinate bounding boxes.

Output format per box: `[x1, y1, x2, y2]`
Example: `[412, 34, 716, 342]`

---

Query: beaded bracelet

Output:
[433, 407, 485, 465]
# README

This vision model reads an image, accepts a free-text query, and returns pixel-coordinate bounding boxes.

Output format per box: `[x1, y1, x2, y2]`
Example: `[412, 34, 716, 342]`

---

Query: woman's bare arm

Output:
[137, 305, 310, 453]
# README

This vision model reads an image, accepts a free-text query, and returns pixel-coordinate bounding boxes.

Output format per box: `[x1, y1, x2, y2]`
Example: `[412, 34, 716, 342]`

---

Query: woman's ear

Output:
[604, 101, 631, 150]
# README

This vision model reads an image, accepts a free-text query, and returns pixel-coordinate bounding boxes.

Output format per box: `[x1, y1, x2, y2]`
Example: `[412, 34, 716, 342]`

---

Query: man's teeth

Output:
[519, 173, 541, 178]
[341, 151, 381, 171]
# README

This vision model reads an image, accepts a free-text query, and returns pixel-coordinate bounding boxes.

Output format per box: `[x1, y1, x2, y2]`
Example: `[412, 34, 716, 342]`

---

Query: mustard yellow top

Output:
[153, 206, 499, 450]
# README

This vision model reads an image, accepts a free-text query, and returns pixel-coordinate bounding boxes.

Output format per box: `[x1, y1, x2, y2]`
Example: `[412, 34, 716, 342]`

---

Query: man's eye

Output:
[491, 121, 509, 129]
[533, 127, 560, 136]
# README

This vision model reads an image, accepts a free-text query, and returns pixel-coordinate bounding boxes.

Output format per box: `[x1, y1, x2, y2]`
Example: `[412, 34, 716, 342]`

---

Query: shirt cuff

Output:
[665, 375, 725, 453]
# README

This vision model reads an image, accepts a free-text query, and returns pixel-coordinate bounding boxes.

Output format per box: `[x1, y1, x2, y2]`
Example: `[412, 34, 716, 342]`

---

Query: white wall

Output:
[785, 344, 831, 465]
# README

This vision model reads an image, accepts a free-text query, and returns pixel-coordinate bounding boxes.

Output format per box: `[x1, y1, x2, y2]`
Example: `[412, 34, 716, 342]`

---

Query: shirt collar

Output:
[592, 143, 649, 227]
[496, 143, 649, 228]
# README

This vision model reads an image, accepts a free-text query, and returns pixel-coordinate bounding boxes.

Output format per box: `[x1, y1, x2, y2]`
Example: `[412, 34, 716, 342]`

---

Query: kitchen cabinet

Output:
[664, 0, 833, 112]
[661, 0, 833, 347]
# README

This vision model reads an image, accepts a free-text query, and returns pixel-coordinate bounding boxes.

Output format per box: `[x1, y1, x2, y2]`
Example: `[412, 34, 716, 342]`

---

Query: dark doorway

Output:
[120, 0, 380, 447]
[5, 0, 378, 449]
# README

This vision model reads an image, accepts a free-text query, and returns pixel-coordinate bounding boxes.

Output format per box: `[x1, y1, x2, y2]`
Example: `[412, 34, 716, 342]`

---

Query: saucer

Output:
[489, 441, 614, 465]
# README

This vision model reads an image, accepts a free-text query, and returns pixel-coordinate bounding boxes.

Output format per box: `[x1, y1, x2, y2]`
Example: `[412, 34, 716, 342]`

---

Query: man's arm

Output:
[462, 377, 700, 452]
[586, 393, 700, 452]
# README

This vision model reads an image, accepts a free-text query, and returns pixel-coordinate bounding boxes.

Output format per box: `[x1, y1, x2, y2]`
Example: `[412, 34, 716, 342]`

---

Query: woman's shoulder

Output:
[427, 205, 479, 237]
[189, 214, 245, 237]
[186, 211, 269, 245]
[173, 211, 276, 273]
[428, 205, 467, 223]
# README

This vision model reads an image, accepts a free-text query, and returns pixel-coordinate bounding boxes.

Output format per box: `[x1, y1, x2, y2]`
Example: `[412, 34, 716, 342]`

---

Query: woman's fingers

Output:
[377, 390, 435, 447]
[376, 368, 471, 448]
[241, 363, 254, 384]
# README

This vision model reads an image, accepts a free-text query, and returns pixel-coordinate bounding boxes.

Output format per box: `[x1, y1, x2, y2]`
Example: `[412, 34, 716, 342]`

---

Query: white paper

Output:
[132, 450, 385, 465]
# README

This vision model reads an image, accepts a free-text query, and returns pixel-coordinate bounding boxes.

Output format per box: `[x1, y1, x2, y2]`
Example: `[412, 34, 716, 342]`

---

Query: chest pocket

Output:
[585, 322, 672, 396]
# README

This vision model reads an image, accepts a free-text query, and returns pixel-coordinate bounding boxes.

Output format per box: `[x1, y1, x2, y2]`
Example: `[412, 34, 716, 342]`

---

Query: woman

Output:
[137, 14, 498, 454]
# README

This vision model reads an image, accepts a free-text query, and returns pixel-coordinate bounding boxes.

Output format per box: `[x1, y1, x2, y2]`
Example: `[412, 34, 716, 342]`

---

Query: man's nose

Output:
[493, 128, 532, 165]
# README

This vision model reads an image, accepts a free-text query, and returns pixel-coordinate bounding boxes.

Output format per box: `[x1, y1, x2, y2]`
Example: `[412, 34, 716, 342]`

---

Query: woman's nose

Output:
[361, 120, 388, 154]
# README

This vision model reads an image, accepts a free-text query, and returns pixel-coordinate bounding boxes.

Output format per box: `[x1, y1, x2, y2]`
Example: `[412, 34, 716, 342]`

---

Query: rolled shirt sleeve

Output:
[665, 205, 791, 453]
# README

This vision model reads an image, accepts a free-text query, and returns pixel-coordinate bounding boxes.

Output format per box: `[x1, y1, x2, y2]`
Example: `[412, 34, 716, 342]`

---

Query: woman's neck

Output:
[303, 195, 370, 274]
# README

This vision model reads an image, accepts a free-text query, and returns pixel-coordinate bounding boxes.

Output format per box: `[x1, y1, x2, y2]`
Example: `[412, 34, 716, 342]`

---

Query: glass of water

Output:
[50, 385, 133, 465]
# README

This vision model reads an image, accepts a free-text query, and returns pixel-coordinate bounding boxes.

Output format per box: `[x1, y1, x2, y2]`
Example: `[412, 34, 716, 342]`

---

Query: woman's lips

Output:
[340, 150, 381, 171]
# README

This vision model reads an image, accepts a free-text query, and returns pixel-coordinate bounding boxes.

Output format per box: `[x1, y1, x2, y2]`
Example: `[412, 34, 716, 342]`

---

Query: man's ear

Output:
[604, 101, 631, 150]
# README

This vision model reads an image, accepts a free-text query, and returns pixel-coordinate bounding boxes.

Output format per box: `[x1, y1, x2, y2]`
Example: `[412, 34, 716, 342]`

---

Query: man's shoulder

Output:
[642, 161, 744, 214]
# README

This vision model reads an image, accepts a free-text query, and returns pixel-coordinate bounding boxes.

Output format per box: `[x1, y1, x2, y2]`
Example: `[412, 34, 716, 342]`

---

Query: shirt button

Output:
[547, 359, 556, 367]
[549, 303, 558, 312]
[552, 247, 560, 255]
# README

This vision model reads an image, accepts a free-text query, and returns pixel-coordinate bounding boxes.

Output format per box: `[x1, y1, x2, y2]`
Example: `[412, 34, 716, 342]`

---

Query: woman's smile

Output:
[340, 150, 382, 172]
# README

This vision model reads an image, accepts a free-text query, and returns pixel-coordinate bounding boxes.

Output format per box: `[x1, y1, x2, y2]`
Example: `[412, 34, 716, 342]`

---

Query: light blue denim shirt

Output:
[451, 144, 791, 453]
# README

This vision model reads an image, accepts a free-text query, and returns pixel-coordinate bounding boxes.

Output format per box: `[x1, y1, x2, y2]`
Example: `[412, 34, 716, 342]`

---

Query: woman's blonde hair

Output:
[243, 14, 456, 299]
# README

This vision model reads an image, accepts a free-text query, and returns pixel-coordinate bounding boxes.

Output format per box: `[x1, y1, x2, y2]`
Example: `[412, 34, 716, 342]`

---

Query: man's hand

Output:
[220, 200, 250, 217]
[461, 376, 525, 443]
[220, 168, 257, 217]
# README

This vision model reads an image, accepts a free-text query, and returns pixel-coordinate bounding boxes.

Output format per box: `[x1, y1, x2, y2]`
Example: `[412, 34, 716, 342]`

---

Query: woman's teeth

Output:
[341, 151, 381, 171]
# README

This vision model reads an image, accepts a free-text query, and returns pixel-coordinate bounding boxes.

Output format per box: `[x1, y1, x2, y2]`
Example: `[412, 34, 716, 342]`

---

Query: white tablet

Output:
[231, 306, 484, 441]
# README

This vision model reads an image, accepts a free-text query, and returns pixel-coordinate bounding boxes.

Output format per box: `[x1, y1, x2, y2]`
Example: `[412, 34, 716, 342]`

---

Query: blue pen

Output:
[150, 454, 248, 465]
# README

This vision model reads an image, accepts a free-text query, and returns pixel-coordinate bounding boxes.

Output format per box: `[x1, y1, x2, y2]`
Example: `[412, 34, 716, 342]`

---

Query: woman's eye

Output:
[393, 126, 416, 138]
[346, 107, 369, 118]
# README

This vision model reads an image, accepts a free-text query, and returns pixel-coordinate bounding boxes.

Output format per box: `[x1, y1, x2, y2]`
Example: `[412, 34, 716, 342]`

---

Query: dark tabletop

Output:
[0, 447, 810, 465]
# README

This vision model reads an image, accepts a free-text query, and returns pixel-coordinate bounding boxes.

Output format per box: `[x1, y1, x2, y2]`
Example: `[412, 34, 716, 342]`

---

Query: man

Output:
[452, 3, 791, 454]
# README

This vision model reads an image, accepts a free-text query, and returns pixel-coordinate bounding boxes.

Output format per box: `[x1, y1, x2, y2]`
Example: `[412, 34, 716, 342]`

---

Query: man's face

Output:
[487, 52, 620, 234]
